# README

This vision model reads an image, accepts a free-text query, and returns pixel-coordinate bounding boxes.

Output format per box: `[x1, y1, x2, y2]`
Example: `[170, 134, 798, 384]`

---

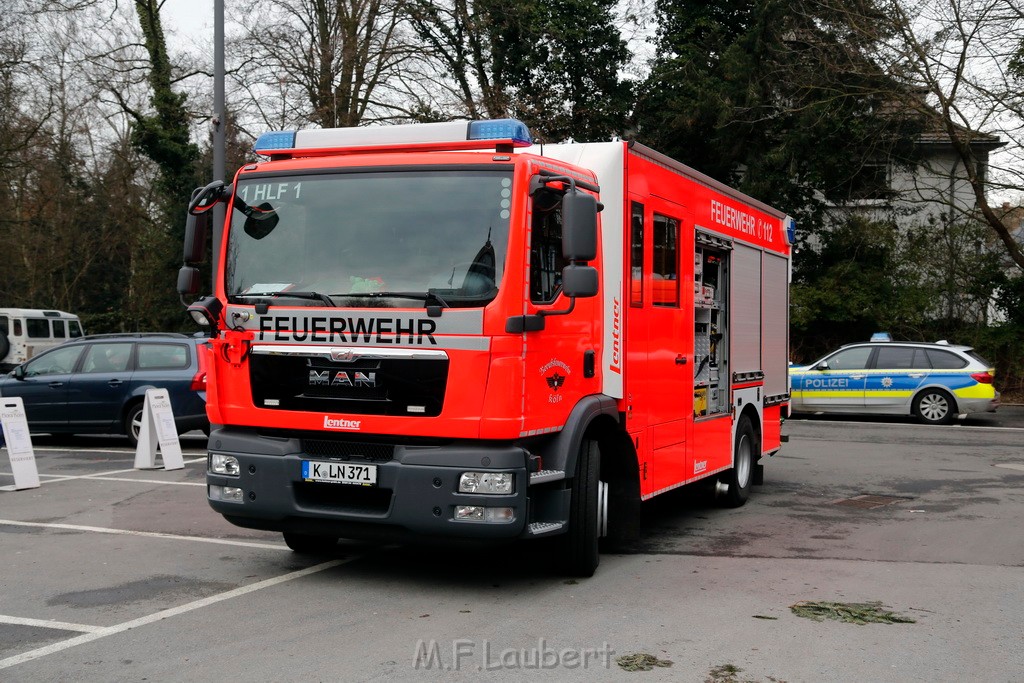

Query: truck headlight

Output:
[458, 471, 514, 494]
[210, 453, 240, 476]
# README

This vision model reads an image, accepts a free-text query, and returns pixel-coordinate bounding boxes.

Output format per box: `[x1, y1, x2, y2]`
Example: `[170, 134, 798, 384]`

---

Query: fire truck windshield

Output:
[225, 169, 512, 309]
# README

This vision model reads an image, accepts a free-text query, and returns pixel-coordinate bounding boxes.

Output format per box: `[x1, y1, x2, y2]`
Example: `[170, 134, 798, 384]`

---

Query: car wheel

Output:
[914, 389, 956, 425]
[558, 438, 601, 577]
[721, 415, 757, 508]
[124, 402, 145, 447]
[283, 532, 338, 555]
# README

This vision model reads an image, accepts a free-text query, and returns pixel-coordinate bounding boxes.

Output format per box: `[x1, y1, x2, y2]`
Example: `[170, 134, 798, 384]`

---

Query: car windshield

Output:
[225, 169, 512, 309]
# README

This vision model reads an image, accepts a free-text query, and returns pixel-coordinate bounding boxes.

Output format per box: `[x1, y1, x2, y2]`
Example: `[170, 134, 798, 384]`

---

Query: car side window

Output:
[874, 346, 915, 369]
[137, 343, 189, 370]
[81, 343, 133, 373]
[823, 347, 872, 370]
[927, 349, 967, 369]
[24, 346, 84, 377]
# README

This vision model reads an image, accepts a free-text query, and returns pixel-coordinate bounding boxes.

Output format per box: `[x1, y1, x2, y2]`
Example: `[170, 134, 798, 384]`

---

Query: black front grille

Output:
[302, 439, 394, 462]
[294, 482, 393, 514]
[250, 353, 449, 417]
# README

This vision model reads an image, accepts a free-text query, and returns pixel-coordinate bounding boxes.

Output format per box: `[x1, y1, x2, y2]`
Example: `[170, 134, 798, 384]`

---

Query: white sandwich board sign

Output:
[133, 388, 184, 470]
[1, 397, 40, 490]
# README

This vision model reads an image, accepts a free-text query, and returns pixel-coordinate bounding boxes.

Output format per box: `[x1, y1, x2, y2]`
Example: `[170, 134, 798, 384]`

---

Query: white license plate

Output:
[301, 460, 377, 486]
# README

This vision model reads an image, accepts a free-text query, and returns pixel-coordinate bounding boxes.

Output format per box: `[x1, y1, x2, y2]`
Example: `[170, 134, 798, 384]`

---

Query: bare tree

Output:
[842, 0, 1024, 270]
[230, 0, 419, 131]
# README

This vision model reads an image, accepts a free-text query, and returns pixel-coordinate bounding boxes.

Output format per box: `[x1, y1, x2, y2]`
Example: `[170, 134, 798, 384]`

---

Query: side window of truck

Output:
[530, 188, 566, 304]
[630, 202, 644, 307]
[652, 213, 679, 307]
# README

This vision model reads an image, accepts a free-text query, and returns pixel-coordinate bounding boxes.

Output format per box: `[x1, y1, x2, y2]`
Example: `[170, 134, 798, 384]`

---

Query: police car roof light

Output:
[870, 332, 892, 342]
[252, 119, 533, 157]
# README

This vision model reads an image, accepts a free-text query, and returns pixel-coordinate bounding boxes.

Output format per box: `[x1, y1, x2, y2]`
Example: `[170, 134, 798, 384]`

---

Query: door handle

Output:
[849, 375, 865, 379]
[908, 373, 924, 378]
[108, 379, 123, 386]
[675, 354, 687, 365]
[48, 381, 64, 388]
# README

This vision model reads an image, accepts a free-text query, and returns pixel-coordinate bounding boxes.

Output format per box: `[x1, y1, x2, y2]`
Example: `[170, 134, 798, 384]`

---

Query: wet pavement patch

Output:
[47, 574, 235, 609]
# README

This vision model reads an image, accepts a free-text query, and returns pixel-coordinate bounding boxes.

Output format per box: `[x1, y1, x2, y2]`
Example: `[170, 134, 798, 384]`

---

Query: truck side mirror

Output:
[561, 191, 597, 262]
[183, 212, 210, 264]
[561, 265, 598, 298]
[177, 266, 202, 297]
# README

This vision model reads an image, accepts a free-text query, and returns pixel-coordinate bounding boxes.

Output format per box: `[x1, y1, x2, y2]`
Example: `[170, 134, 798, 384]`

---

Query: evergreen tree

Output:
[634, 0, 921, 225]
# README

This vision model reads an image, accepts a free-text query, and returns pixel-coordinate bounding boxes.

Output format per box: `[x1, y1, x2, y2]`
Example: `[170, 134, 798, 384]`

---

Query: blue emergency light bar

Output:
[870, 332, 893, 342]
[253, 118, 533, 156]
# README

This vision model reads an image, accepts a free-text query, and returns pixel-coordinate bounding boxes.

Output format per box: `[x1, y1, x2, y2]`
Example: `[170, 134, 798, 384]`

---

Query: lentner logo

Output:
[324, 416, 361, 430]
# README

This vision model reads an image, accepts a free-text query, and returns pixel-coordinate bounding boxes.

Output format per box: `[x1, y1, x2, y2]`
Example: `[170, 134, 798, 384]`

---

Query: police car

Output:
[789, 334, 1000, 424]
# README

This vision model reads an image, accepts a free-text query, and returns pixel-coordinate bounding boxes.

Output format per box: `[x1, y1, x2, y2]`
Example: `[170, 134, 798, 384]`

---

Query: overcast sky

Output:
[162, 0, 214, 47]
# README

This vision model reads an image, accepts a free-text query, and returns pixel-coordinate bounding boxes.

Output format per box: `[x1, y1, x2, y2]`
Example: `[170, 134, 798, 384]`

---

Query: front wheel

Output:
[721, 415, 757, 508]
[558, 439, 601, 577]
[914, 389, 956, 425]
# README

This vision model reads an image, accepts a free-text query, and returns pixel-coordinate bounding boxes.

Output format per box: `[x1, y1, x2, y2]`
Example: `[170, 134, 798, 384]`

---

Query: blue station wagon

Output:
[789, 335, 1000, 424]
[0, 333, 209, 444]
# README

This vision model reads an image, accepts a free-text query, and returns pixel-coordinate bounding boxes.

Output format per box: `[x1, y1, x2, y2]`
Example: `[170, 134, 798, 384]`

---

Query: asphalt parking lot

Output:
[1, 410, 1023, 682]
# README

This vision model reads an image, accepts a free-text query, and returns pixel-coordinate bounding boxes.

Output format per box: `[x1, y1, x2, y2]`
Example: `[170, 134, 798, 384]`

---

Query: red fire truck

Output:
[179, 118, 793, 576]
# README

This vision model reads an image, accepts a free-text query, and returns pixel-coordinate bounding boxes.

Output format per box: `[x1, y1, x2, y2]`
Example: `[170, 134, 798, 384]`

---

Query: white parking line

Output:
[0, 519, 287, 551]
[0, 558, 352, 671]
[28, 447, 206, 455]
[0, 615, 104, 634]
[0, 457, 208, 491]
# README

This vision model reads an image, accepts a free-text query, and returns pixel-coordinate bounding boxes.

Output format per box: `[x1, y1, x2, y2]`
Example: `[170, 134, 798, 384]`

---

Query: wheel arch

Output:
[533, 394, 619, 479]
[912, 384, 960, 413]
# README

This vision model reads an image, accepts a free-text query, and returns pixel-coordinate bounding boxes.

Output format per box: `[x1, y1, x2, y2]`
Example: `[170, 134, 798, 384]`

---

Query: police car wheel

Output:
[283, 532, 338, 554]
[559, 438, 601, 577]
[914, 389, 955, 425]
[722, 416, 756, 508]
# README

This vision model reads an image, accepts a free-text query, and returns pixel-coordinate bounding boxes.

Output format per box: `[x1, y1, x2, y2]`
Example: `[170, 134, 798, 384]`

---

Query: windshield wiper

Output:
[232, 291, 336, 306]
[333, 291, 450, 308]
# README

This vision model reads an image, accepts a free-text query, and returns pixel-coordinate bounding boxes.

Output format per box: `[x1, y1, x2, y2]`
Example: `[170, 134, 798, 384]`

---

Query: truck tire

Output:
[559, 438, 601, 577]
[722, 415, 756, 508]
[913, 388, 956, 425]
[283, 532, 338, 555]
[124, 402, 145, 447]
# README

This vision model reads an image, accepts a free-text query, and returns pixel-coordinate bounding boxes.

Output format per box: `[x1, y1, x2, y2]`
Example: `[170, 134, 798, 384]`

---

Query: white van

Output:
[0, 309, 85, 371]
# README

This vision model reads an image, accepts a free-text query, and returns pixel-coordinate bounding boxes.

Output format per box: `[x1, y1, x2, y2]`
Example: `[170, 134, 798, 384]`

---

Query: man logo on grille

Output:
[310, 370, 377, 387]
